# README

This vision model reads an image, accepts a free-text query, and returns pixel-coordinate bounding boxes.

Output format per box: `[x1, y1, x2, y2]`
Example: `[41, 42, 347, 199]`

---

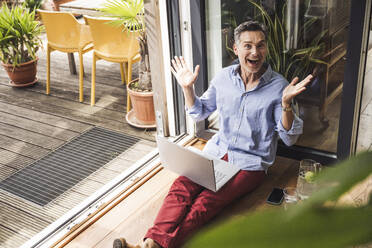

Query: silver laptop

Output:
[156, 136, 240, 192]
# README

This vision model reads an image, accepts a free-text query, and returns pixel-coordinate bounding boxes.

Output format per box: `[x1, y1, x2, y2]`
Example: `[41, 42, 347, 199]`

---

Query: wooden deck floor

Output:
[53, 139, 372, 248]
[58, 139, 301, 248]
[0, 36, 156, 248]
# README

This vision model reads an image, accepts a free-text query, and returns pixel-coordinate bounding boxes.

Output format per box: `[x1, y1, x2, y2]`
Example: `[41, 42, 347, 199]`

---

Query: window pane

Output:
[205, 0, 352, 153]
[357, 14, 372, 152]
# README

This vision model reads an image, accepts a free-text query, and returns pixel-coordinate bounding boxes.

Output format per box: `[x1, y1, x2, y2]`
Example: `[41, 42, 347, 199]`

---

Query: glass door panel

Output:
[356, 14, 372, 153]
[205, 0, 352, 153]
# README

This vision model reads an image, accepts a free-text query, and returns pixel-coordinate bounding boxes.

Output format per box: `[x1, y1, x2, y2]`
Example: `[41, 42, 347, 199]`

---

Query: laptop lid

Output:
[156, 136, 217, 191]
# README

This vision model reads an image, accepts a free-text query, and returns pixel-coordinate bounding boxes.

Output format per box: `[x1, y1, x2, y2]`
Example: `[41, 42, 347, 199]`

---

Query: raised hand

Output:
[282, 74, 313, 105]
[170, 56, 200, 89]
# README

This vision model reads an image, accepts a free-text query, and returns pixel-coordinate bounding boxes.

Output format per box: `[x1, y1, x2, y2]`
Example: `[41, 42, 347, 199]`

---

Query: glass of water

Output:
[297, 159, 322, 200]
[283, 187, 299, 210]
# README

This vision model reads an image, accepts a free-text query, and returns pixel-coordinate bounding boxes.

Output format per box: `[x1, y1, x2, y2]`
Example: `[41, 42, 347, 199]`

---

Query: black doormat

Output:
[0, 127, 140, 206]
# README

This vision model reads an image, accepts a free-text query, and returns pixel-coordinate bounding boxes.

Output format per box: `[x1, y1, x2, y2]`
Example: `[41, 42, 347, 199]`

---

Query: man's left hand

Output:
[282, 74, 313, 106]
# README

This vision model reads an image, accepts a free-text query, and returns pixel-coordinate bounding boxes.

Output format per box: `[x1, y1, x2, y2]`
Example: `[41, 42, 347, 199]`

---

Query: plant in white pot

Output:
[0, 3, 43, 87]
[100, 0, 155, 128]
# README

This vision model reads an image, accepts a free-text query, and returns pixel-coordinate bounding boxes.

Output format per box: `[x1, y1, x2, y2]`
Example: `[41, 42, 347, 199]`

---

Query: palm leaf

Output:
[309, 58, 328, 65]
[285, 58, 302, 79]
[99, 0, 144, 31]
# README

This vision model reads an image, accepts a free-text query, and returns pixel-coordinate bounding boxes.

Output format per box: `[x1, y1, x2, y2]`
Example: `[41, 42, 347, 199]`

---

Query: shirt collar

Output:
[260, 63, 273, 83]
[232, 63, 273, 85]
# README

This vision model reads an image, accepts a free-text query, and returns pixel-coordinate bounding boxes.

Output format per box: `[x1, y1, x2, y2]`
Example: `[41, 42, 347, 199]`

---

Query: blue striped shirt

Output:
[187, 64, 303, 171]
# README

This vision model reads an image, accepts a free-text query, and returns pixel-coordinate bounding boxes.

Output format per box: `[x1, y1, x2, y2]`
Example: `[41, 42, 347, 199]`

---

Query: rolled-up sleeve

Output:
[277, 112, 303, 146]
[186, 84, 217, 122]
[274, 100, 303, 146]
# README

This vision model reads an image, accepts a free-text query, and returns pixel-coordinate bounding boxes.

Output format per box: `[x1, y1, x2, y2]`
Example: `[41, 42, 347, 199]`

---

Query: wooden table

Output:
[59, 0, 106, 74]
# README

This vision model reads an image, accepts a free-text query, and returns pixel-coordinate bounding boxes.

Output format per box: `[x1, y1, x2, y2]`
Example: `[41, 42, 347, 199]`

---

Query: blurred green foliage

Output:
[23, 0, 43, 12]
[187, 151, 372, 248]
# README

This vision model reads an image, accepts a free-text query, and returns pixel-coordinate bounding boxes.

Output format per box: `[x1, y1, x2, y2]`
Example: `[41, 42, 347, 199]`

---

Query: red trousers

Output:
[144, 154, 266, 248]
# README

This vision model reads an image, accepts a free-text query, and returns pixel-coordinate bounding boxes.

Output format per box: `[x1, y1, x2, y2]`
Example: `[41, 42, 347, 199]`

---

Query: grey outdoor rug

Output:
[0, 127, 140, 206]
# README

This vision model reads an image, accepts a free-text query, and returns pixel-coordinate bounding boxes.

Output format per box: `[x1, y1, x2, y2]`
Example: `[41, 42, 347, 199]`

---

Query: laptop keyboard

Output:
[215, 170, 226, 184]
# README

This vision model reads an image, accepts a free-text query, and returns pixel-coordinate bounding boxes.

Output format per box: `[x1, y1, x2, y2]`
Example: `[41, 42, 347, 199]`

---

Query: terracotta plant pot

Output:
[2, 58, 38, 87]
[126, 82, 156, 128]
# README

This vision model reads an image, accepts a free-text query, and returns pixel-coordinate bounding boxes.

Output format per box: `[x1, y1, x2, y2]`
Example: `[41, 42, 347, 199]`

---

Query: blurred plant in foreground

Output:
[187, 151, 372, 248]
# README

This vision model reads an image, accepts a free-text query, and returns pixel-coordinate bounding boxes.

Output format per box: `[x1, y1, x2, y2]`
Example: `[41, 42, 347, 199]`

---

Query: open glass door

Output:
[189, 0, 369, 163]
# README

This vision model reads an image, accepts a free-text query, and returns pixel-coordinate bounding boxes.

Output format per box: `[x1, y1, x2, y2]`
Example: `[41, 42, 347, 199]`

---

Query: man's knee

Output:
[185, 196, 226, 226]
[170, 176, 199, 193]
[166, 176, 201, 204]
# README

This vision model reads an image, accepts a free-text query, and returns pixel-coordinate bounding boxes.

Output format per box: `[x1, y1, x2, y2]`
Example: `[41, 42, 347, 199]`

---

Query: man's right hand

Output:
[171, 56, 200, 89]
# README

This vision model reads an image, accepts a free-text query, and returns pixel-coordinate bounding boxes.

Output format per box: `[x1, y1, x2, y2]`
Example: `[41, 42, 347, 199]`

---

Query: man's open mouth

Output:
[247, 59, 260, 65]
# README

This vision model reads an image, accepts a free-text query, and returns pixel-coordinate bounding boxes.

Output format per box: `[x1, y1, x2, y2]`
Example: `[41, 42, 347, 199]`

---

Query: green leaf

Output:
[23, 0, 43, 12]
[301, 151, 372, 207]
[187, 206, 372, 248]
[187, 152, 372, 248]
[309, 58, 328, 65]
[99, 0, 144, 31]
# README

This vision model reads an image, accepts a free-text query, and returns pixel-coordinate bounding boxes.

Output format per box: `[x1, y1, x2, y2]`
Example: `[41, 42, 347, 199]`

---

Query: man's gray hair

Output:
[234, 20, 268, 44]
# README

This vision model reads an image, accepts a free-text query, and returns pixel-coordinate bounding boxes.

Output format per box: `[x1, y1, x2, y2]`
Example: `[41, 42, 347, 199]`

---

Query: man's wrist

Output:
[281, 99, 291, 108]
[182, 85, 194, 94]
[281, 101, 292, 112]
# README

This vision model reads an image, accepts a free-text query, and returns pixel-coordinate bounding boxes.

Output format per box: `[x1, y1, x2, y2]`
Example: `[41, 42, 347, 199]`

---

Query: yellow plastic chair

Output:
[84, 16, 141, 111]
[38, 10, 93, 102]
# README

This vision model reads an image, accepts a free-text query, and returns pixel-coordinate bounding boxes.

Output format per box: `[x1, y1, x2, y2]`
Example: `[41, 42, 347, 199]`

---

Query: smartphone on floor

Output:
[266, 187, 284, 205]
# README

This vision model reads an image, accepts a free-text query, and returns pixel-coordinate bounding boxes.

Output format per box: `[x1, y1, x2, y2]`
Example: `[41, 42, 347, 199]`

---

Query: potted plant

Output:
[100, 0, 155, 128]
[0, 3, 43, 87]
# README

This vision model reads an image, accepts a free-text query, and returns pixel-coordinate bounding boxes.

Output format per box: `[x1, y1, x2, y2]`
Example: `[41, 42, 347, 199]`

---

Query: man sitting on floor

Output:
[113, 20, 312, 248]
